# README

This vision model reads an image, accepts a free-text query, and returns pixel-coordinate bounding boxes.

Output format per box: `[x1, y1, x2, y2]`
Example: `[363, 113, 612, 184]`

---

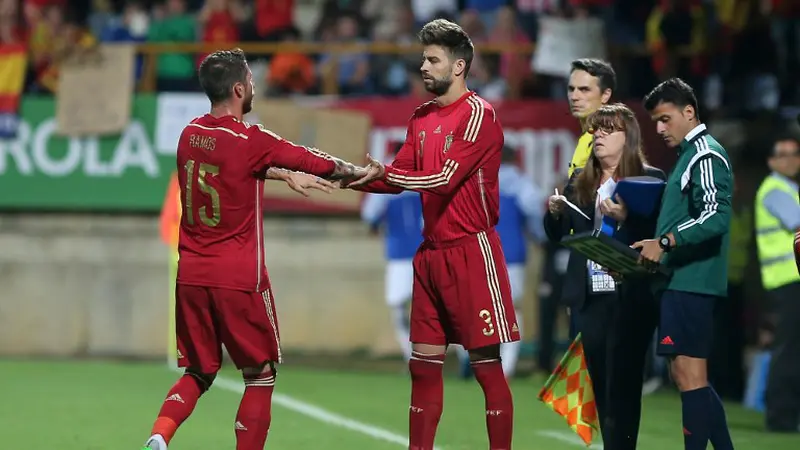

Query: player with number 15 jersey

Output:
[142, 49, 361, 450]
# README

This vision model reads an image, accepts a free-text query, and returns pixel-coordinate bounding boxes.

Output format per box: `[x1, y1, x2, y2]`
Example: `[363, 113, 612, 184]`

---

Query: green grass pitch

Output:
[1, 359, 796, 449]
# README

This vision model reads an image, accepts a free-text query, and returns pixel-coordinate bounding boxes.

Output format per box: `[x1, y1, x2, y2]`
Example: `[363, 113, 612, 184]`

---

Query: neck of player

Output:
[436, 82, 469, 107]
[210, 103, 242, 121]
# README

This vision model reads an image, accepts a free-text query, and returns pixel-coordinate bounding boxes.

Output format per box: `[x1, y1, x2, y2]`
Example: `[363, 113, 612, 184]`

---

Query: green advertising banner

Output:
[0, 95, 175, 212]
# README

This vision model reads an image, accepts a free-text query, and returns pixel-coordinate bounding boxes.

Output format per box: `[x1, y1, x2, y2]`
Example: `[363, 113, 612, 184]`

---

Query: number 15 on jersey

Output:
[184, 159, 221, 227]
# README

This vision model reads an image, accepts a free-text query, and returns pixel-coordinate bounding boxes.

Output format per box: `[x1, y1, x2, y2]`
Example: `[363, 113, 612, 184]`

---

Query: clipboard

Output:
[560, 230, 672, 277]
[613, 176, 666, 216]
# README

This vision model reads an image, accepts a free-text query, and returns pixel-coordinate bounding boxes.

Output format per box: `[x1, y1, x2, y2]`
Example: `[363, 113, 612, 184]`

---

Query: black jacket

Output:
[543, 166, 667, 309]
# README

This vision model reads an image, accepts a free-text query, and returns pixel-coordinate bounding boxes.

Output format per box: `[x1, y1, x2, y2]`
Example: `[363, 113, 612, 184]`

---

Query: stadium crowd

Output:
[0, 0, 798, 110]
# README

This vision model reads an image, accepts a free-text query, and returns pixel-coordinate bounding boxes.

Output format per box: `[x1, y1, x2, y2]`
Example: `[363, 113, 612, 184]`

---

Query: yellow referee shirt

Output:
[568, 132, 593, 178]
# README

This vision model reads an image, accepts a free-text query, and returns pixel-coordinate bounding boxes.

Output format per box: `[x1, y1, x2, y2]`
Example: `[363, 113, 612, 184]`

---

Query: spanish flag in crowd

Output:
[0, 43, 27, 138]
[538, 333, 600, 446]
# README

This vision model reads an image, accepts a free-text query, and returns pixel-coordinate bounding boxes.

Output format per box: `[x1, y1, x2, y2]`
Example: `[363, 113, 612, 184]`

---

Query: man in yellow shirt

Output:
[566, 59, 616, 177]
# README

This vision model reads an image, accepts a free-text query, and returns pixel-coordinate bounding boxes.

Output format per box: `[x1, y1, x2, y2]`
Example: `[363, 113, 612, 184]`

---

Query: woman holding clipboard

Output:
[543, 103, 666, 450]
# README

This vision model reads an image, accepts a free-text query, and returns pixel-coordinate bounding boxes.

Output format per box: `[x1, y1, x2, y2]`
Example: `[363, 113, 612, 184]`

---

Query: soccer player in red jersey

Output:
[346, 19, 520, 450]
[141, 49, 363, 450]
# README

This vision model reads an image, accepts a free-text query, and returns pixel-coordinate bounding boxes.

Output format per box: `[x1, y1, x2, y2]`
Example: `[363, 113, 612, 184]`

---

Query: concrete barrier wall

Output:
[0, 215, 542, 359]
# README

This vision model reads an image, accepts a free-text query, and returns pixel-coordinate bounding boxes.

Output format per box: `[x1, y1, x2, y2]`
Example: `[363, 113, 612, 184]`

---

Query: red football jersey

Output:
[176, 114, 336, 291]
[360, 92, 504, 242]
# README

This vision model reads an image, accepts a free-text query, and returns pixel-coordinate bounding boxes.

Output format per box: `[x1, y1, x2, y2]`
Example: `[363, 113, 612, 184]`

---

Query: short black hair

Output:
[570, 59, 616, 93]
[643, 78, 700, 121]
[418, 19, 474, 77]
[198, 48, 249, 105]
[770, 135, 800, 157]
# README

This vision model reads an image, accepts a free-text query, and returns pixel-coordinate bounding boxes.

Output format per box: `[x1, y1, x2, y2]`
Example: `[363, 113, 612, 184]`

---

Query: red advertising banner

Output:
[263, 97, 674, 214]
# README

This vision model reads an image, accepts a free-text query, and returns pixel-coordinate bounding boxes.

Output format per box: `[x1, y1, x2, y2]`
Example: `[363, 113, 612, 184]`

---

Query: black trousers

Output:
[577, 281, 659, 450]
[765, 281, 800, 431]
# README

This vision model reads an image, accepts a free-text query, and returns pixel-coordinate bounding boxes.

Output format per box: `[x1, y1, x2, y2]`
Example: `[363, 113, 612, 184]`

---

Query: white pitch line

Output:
[203, 373, 443, 450]
[536, 430, 603, 449]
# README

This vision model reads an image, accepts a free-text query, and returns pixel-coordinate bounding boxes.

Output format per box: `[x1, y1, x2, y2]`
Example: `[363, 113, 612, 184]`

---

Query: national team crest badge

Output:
[443, 133, 454, 153]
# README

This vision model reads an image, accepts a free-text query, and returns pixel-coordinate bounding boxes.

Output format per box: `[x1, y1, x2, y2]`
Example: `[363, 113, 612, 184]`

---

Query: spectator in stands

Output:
[489, 6, 532, 99]
[28, 3, 63, 92]
[23, 0, 64, 27]
[410, 0, 458, 26]
[514, 0, 560, 40]
[370, 5, 417, 96]
[767, 0, 800, 104]
[197, 0, 245, 67]
[464, 0, 507, 30]
[474, 54, 507, 101]
[362, 0, 406, 39]
[36, 8, 96, 93]
[646, 0, 708, 85]
[318, 13, 371, 95]
[98, 1, 148, 85]
[267, 26, 316, 96]
[0, 0, 25, 44]
[456, 9, 487, 89]
[147, 0, 197, 92]
[99, 1, 148, 42]
[242, 0, 294, 44]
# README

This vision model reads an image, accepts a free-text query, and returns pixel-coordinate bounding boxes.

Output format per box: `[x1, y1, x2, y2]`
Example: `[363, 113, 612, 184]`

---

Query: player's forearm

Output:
[383, 163, 465, 196]
[326, 157, 361, 181]
[268, 143, 338, 177]
[351, 181, 404, 194]
[264, 167, 292, 181]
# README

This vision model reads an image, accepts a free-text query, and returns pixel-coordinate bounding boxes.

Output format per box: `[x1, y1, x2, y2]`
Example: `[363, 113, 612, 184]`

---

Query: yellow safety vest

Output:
[568, 132, 593, 178]
[755, 174, 800, 290]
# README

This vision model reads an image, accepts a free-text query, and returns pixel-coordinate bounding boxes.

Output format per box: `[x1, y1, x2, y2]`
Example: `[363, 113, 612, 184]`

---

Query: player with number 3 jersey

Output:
[345, 19, 519, 450]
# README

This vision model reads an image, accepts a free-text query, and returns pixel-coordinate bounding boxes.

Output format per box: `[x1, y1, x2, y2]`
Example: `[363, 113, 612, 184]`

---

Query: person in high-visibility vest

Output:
[566, 59, 615, 178]
[755, 136, 800, 433]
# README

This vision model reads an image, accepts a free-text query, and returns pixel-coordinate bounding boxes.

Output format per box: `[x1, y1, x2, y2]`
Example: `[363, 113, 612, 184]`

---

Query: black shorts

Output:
[657, 290, 718, 358]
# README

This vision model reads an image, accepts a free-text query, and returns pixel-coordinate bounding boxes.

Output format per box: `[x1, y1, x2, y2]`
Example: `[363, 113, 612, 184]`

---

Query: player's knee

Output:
[669, 356, 707, 391]
[408, 350, 445, 379]
[242, 361, 276, 385]
[468, 344, 501, 363]
[185, 368, 217, 392]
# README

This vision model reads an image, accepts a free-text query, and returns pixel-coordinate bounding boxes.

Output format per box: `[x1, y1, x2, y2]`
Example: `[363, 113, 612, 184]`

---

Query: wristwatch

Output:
[659, 235, 673, 253]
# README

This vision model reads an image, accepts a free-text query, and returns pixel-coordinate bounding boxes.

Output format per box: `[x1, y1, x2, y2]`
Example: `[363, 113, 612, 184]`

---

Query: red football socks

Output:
[235, 372, 276, 450]
[408, 351, 446, 450]
[151, 374, 205, 444]
[472, 359, 514, 450]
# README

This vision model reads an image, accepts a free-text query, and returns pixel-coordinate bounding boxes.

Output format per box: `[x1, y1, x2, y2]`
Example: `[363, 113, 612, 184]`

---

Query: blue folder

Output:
[612, 176, 666, 216]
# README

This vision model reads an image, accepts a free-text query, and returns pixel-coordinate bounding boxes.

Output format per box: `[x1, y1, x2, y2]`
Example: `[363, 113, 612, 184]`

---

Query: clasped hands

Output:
[274, 155, 386, 198]
[339, 154, 385, 189]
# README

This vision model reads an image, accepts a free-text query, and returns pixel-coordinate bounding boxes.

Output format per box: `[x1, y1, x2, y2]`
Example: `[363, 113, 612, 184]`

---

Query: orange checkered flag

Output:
[537, 333, 599, 446]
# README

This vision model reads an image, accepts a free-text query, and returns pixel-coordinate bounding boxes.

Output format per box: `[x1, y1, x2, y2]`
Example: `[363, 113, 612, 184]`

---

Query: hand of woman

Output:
[548, 194, 567, 215]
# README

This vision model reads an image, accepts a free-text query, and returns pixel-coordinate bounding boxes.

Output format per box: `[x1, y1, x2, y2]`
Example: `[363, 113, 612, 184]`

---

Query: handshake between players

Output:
[283, 153, 388, 197]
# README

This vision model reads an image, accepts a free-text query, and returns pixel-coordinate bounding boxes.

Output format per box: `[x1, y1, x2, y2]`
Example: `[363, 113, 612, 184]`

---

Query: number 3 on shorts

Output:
[479, 309, 495, 337]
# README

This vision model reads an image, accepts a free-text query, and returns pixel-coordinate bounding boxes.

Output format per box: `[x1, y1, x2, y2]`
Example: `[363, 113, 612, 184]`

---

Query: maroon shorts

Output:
[175, 284, 282, 374]
[410, 230, 520, 350]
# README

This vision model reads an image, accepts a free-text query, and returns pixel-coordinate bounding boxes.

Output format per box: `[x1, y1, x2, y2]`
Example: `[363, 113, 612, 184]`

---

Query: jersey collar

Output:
[679, 123, 708, 153]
